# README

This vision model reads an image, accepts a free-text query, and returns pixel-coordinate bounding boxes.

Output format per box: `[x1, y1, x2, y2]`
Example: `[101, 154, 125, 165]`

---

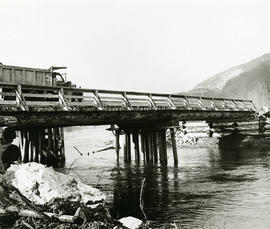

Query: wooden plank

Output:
[64, 95, 94, 99]
[102, 101, 124, 106]
[24, 94, 59, 98]
[129, 101, 149, 107]
[69, 101, 96, 106]
[0, 92, 16, 96]
[0, 100, 16, 105]
[26, 101, 60, 106]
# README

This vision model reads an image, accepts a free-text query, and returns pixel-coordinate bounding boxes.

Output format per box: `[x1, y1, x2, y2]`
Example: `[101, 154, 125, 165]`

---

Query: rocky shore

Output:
[0, 163, 147, 229]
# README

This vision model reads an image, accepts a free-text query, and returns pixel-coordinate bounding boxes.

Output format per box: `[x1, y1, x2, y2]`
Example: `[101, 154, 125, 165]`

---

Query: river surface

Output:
[64, 126, 270, 229]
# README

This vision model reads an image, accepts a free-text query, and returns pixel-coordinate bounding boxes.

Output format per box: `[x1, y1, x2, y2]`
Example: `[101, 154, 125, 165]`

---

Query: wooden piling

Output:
[170, 128, 178, 166]
[124, 131, 131, 163]
[115, 130, 120, 162]
[152, 131, 158, 163]
[59, 127, 65, 167]
[147, 130, 153, 163]
[144, 130, 150, 164]
[29, 130, 34, 162]
[158, 129, 167, 165]
[127, 132, 131, 163]
[158, 130, 164, 165]
[33, 129, 39, 163]
[140, 131, 146, 163]
[132, 131, 140, 163]
[163, 129, 168, 165]
[54, 127, 60, 164]
[18, 127, 65, 168]
[39, 129, 46, 165]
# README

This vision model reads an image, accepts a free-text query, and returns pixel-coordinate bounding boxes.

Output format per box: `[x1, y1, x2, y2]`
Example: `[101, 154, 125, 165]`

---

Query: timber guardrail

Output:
[0, 83, 257, 112]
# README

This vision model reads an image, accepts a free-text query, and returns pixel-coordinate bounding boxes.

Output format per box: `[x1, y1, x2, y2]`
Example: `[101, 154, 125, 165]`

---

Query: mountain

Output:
[189, 53, 270, 108]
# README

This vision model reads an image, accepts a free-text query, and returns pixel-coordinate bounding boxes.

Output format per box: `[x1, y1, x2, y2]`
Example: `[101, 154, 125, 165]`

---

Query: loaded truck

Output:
[0, 63, 82, 103]
[0, 63, 74, 87]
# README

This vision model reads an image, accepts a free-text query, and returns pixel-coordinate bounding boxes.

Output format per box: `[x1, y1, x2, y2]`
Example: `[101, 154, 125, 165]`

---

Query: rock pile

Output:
[5, 162, 105, 206]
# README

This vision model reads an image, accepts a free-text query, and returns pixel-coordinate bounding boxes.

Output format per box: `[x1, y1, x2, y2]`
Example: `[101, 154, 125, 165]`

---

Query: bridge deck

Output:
[0, 83, 257, 128]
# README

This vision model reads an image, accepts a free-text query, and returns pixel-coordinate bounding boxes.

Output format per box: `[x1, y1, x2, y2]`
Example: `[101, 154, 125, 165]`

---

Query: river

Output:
[64, 126, 270, 229]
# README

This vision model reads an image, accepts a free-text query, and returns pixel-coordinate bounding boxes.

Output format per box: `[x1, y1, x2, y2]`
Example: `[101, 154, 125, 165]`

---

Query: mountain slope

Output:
[190, 54, 270, 108]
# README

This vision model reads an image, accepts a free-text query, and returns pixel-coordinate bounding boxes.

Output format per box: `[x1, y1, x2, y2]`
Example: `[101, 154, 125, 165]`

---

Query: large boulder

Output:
[3, 162, 105, 206]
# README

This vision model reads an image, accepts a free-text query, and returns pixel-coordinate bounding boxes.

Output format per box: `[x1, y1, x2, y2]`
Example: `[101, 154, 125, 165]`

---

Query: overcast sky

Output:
[1, 0, 270, 93]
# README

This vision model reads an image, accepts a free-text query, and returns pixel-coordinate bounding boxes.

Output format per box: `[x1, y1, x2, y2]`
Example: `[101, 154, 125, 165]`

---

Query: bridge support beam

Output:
[143, 130, 150, 164]
[158, 129, 167, 166]
[117, 124, 179, 166]
[147, 130, 153, 163]
[124, 131, 131, 163]
[19, 127, 65, 168]
[170, 128, 178, 166]
[140, 132, 145, 163]
[132, 131, 140, 163]
[152, 131, 158, 164]
[115, 129, 120, 163]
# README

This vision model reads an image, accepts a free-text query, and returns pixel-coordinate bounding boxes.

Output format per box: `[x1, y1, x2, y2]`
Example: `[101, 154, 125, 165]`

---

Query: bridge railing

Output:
[0, 83, 256, 112]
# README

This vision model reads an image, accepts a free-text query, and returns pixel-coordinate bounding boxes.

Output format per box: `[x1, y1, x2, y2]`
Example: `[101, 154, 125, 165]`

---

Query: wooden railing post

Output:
[168, 95, 176, 109]
[58, 88, 69, 111]
[15, 85, 28, 111]
[148, 94, 157, 110]
[122, 92, 133, 110]
[93, 90, 103, 110]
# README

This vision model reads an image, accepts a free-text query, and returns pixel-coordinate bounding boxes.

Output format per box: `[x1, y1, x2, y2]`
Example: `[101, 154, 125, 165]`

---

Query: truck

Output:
[0, 63, 74, 87]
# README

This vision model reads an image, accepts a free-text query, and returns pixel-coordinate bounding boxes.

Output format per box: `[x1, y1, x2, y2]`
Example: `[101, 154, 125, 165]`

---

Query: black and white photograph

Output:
[0, 0, 269, 228]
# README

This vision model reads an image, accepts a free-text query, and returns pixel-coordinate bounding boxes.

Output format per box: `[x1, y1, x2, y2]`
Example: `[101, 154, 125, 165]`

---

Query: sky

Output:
[1, 0, 270, 93]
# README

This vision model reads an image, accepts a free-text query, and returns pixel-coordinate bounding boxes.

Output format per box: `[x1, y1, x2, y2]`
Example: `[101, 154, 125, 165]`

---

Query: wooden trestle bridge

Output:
[0, 82, 257, 167]
[0, 63, 258, 167]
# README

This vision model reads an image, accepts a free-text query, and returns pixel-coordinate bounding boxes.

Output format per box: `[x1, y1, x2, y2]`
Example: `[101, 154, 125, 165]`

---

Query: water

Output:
[64, 126, 270, 229]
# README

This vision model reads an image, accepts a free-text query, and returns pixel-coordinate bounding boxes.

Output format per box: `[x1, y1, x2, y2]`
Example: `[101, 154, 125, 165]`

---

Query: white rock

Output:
[118, 216, 142, 229]
[6, 162, 106, 205]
